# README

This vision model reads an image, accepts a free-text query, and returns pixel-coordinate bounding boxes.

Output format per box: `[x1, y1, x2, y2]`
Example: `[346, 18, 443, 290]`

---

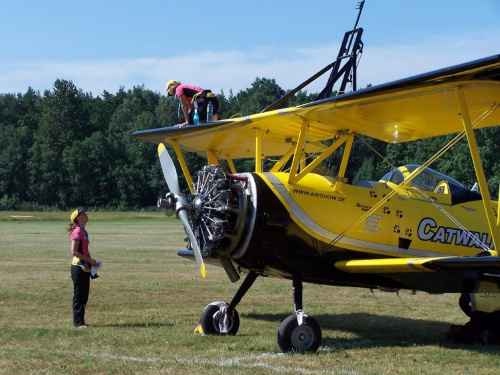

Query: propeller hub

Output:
[194, 196, 206, 215]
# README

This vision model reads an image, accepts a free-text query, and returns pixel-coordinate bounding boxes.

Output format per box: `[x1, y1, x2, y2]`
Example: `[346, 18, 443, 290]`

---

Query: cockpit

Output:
[379, 165, 482, 204]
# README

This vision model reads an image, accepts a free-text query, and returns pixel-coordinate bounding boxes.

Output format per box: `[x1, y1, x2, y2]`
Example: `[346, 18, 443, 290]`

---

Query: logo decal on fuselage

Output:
[417, 217, 494, 249]
[365, 214, 382, 234]
[293, 189, 346, 202]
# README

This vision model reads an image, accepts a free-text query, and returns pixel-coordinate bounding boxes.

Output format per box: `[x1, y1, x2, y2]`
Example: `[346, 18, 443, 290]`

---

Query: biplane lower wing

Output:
[336, 255, 500, 273]
[336, 255, 500, 293]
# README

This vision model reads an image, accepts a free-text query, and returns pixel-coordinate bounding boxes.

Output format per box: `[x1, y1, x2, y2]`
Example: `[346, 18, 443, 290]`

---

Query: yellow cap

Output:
[166, 80, 180, 96]
[70, 207, 87, 222]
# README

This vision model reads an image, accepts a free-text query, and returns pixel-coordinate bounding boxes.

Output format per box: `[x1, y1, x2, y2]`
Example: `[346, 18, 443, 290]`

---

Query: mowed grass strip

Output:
[1, 212, 499, 374]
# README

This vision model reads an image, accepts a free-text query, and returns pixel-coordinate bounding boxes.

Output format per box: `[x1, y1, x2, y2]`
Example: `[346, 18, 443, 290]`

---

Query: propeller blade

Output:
[178, 209, 206, 278]
[157, 143, 206, 278]
[158, 143, 180, 194]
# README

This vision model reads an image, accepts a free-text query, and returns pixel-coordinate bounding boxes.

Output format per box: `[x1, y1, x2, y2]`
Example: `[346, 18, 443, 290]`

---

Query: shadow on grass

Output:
[241, 311, 497, 352]
[96, 322, 176, 328]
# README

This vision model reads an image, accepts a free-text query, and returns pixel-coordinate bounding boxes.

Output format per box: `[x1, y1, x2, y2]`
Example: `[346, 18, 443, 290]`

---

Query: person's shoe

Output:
[76, 324, 88, 329]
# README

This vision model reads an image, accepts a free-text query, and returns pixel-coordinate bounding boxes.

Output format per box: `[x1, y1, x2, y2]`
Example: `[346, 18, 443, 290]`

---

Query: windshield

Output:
[380, 164, 468, 195]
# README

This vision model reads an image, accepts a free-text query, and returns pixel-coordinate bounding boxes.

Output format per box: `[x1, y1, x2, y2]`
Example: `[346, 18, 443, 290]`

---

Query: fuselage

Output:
[215, 169, 496, 292]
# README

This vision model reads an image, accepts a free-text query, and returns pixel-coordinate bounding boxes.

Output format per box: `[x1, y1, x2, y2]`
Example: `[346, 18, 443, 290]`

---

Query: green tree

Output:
[30, 80, 90, 206]
[285, 90, 318, 107]
[63, 132, 115, 207]
[107, 91, 163, 208]
[3, 76, 500, 211]
[0, 88, 40, 207]
[35, 80, 90, 146]
[229, 78, 286, 116]
[155, 96, 179, 128]
[0, 125, 30, 204]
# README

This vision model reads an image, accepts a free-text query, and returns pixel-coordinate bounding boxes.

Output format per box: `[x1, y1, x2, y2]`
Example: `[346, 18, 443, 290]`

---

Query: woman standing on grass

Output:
[68, 208, 100, 328]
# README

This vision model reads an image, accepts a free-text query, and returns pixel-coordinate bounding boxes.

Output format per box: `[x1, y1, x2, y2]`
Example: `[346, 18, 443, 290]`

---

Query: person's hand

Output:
[89, 259, 99, 267]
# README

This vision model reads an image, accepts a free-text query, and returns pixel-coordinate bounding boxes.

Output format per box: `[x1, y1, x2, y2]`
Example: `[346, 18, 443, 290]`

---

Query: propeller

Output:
[158, 143, 206, 278]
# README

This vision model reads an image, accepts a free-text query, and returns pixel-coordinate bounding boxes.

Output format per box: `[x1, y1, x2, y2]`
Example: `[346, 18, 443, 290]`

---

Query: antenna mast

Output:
[261, 1, 366, 112]
[315, 0, 365, 100]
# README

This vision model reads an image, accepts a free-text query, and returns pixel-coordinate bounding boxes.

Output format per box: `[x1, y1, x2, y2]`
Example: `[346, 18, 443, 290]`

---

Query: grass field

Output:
[1, 211, 499, 374]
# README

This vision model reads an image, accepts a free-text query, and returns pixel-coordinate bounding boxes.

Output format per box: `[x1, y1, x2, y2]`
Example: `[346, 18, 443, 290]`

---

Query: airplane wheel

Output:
[277, 314, 322, 353]
[200, 303, 240, 335]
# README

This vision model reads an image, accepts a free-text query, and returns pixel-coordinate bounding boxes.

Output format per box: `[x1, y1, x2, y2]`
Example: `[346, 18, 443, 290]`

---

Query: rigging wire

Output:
[324, 104, 498, 250]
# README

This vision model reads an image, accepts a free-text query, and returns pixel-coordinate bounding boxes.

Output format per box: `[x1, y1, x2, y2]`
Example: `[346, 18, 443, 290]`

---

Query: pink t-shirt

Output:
[71, 226, 90, 258]
[175, 84, 203, 103]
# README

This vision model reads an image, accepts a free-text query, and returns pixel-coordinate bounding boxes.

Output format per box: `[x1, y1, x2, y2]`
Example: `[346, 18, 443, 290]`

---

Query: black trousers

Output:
[71, 265, 90, 326]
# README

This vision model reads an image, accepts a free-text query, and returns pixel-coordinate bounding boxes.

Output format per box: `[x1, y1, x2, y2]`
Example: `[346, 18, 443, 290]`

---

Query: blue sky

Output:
[1, 0, 500, 97]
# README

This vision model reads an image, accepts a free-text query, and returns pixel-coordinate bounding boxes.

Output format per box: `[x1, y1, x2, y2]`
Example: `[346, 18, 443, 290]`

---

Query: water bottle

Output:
[193, 101, 199, 125]
[207, 101, 213, 122]
[193, 109, 199, 125]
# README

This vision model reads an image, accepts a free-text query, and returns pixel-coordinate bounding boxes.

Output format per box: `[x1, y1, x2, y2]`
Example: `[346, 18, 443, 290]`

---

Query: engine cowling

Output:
[187, 165, 257, 259]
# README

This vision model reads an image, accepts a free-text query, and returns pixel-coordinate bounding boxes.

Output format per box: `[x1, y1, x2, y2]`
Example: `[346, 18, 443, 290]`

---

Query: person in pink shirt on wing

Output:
[166, 80, 219, 127]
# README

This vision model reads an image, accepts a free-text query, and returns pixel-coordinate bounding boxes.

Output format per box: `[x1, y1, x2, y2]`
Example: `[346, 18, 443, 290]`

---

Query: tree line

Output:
[1, 78, 499, 211]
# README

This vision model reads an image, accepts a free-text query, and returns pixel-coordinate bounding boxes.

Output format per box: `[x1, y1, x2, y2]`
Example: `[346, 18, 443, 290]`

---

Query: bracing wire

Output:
[324, 103, 498, 249]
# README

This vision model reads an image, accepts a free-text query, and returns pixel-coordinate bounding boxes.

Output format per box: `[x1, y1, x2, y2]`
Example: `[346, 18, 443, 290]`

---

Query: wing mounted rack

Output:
[262, 1, 365, 113]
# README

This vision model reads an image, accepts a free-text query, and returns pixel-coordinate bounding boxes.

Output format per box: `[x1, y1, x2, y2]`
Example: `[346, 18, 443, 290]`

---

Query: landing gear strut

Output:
[277, 274, 322, 352]
[200, 271, 258, 335]
[200, 271, 322, 352]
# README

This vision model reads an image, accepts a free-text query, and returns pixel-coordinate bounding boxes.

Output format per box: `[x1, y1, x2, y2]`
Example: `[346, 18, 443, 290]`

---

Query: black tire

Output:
[277, 314, 322, 353]
[200, 303, 240, 335]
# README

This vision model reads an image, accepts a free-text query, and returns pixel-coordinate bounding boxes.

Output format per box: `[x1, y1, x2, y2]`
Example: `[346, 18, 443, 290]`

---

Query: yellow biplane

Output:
[133, 52, 500, 352]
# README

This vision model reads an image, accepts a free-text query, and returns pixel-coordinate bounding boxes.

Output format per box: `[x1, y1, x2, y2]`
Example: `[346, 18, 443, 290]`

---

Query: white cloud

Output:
[359, 31, 500, 88]
[1, 30, 499, 97]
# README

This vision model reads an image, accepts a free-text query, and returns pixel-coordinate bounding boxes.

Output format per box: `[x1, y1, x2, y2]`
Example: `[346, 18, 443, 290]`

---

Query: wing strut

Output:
[171, 140, 194, 194]
[455, 86, 500, 256]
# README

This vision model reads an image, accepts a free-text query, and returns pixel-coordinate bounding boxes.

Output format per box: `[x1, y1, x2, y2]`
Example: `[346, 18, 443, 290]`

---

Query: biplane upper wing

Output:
[133, 55, 500, 157]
